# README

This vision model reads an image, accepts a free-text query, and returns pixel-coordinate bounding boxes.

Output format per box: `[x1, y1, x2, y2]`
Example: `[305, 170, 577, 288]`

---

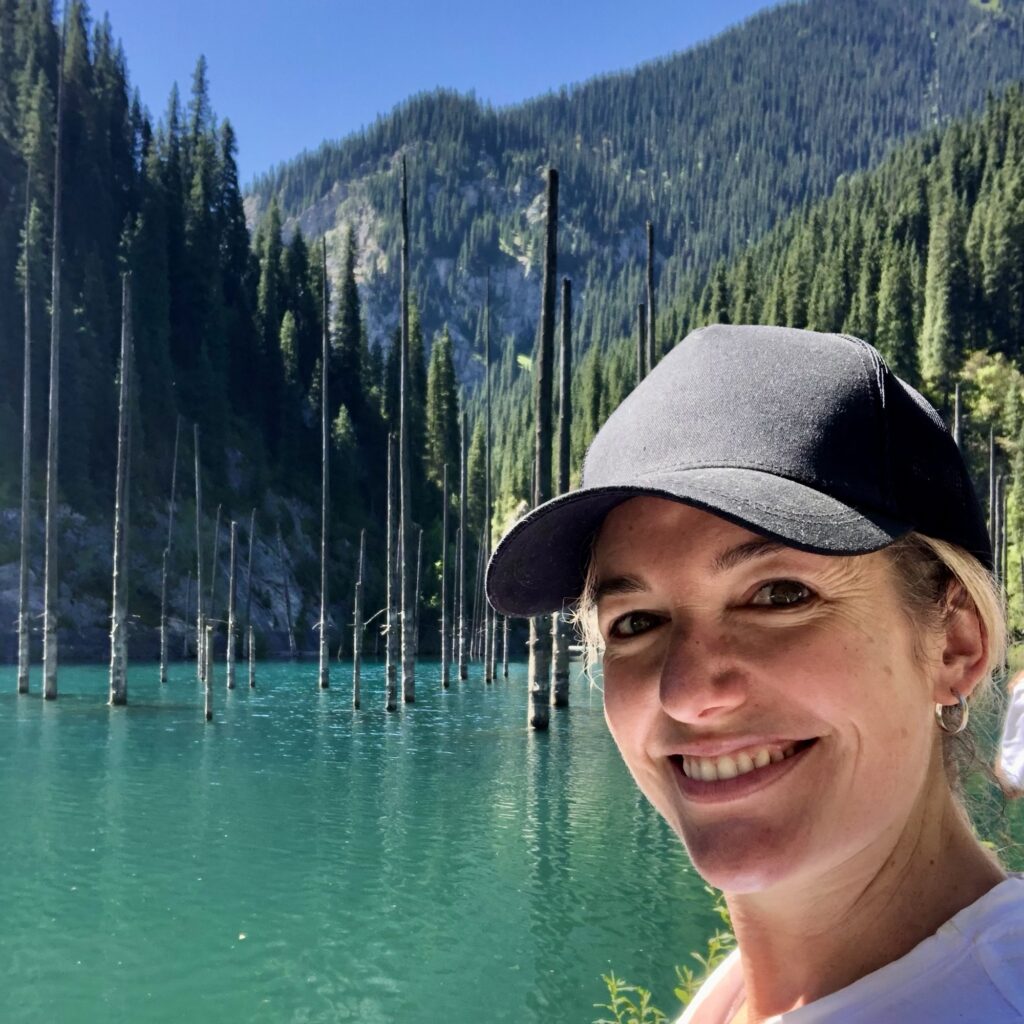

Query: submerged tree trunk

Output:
[353, 528, 365, 709]
[440, 463, 450, 689]
[399, 156, 415, 703]
[646, 219, 656, 370]
[552, 276, 573, 708]
[483, 272, 493, 682]
[458, 412, 468, 681]
[42, 20, 67, 701]
[17, 181, 34, 695]
[529, 167, 558, 731]
[277, 524, 296, 660]
[159, 416, 182, 682]
[109, 274, 133, 707]
[245, 508, 256, 688]
[226, 520, 237, 690]
[385, 432, 398, 711]
[204, 624, 213, 722]
[319, 237, 330, 690]
[194, 424, 204, 683]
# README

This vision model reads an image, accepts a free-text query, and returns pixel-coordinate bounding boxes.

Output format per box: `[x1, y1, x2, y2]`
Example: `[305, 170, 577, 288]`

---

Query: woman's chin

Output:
[674, 816, 811, 894]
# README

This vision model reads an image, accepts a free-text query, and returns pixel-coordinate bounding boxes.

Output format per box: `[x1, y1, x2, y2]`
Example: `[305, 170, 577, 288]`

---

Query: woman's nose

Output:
[657, 621, 748, 723]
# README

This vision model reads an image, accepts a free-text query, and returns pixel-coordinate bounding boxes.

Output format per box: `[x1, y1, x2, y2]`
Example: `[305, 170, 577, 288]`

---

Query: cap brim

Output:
[485, 467, 910, 617]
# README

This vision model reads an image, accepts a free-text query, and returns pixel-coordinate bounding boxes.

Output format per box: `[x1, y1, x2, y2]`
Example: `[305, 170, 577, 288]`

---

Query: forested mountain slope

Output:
[248, 0, 1024, 376]
[2, 0, 1024, 656]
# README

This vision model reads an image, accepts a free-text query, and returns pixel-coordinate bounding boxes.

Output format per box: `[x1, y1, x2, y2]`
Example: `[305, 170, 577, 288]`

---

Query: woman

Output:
[486, 325, 1024, 1022]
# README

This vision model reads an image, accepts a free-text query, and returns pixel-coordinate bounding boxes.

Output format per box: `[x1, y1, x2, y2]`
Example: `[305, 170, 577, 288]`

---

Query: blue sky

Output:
[94, 0, 777, 185]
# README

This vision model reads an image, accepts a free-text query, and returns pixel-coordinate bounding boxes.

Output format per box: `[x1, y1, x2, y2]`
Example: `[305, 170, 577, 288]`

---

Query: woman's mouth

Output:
[677, 739, 817, 781]
[668, 739, 819, 802]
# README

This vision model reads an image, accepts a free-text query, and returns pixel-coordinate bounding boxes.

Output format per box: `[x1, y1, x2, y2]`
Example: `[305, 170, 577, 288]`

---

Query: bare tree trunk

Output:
[399, 156, 416, 703]
[42, 18, 67, 701]
[636, 302, 646, 386]
[489, 608, 497, 681]
[353, 528, 365, 708]
[385, 432, 398, 711]
[159, 415, 182, 682]
[319, 237, 330, 690]
[17, 179, 34, 695]
[226, 520, 237, 690]
[953, 383, 962, 450]
[458, 412, 468, 681]
[245, 508, 256, 688]
[502, 615, 509, 678]
[248, 625, 255, 689]
[204, 624, 213, 722]
[529, 167, 558, 731]
[552, 276, 573, 708]
[646, 220, 656, 371]
[109, 274, 133, 707]
[194, 425, 204, 683]
[483, 272, 493, 682]
[440, 463, 450, 689]
[276, 524, 296, 660]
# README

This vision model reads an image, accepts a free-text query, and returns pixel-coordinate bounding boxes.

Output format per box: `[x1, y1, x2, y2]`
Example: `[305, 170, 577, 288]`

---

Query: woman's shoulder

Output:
[673, 877, 1024, 1024]
[803, 875, 1024, 1023]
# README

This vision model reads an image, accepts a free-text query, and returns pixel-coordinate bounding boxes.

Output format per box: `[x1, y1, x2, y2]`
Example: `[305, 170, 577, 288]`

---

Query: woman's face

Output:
[593, 497, 951, 895]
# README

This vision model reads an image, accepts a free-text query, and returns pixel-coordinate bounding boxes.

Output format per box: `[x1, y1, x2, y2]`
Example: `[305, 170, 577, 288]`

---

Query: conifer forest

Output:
[4, 0, 1024, 711]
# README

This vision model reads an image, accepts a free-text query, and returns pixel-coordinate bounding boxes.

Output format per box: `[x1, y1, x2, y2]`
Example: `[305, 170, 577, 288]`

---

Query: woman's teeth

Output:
[680, 744, 801, 781]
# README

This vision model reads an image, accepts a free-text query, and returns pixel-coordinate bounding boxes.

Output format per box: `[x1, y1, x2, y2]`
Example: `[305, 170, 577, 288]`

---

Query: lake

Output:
[0, 660, 718, 1023]
[3, 659, 1021, 1023]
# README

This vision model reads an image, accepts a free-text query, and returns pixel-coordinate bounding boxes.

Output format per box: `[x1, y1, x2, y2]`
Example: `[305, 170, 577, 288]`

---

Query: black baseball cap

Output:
[486, 324, 992, 618]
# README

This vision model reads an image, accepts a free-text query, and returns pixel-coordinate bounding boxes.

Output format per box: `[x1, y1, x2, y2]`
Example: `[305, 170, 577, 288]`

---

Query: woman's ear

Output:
[931, 584, 989, 703]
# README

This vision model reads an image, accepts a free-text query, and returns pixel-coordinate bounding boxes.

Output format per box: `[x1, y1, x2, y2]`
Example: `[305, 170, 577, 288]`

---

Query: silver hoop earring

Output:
[934, 689, 969, 735]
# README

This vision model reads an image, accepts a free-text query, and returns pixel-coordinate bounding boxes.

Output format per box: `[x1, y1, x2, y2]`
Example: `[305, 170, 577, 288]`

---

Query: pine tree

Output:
[424, 326, 459, 489]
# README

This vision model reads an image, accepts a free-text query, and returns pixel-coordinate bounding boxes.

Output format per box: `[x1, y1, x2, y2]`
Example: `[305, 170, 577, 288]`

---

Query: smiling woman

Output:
[486, 325, 1024, 1024]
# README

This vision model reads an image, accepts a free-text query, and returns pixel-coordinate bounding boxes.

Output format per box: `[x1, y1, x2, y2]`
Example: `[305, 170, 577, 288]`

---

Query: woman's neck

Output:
[723, 788, 1005, 1024]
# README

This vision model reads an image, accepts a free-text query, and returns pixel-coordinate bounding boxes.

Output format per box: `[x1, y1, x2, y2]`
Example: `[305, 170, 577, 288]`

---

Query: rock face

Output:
[0, 493, 340, 666]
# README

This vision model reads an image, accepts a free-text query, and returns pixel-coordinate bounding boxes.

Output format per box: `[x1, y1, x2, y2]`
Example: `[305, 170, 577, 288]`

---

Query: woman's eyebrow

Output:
[712, 539, 788, 573]
[594, 540, 791, 604]
[593, 574, 648, 603]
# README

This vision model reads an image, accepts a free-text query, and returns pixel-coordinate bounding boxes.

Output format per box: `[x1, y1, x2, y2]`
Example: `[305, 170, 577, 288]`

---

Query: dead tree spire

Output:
[42, 11, 67, 700]
[109, 274, 133, 707]
[17, 174, 34, 695]
[399, 155, 416, 702]
[319, 236, 330, 690]
[529, 167, 558, 730]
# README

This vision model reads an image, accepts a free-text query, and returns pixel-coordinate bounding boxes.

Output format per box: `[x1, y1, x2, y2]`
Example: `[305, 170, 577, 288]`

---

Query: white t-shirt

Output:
[676, 875, 1024, 1023]
[1000, 683, 1024, 790]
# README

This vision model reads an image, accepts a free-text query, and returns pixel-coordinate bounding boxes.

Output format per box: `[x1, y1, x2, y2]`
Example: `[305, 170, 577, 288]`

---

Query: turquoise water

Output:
[0, 661, 717, 1024]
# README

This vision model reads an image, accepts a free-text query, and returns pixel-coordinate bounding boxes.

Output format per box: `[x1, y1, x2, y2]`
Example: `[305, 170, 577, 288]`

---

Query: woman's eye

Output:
[609, 611, 661, 638]
[749, 580, 812, 607]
